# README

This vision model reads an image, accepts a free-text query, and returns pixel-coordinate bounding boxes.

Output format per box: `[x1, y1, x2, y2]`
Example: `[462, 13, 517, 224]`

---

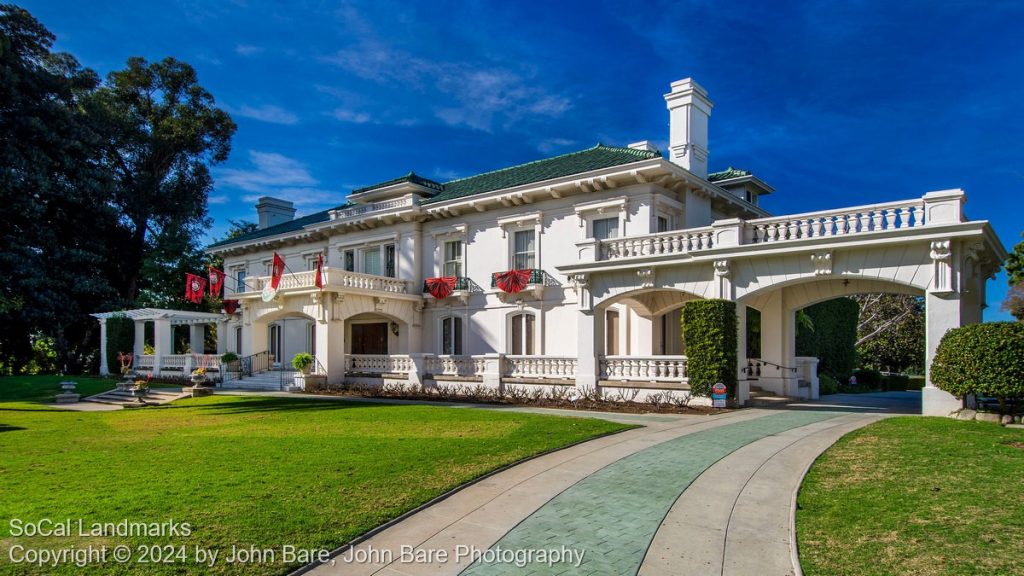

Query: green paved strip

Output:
[461, 410, 844, 576]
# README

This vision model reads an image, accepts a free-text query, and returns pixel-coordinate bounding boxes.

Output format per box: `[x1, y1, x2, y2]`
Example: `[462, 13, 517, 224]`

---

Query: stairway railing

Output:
[238, 351, 273, 378]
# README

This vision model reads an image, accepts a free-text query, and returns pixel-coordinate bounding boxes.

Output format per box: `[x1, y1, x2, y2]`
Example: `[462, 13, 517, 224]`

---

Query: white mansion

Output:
[159, 78, 1001, 415]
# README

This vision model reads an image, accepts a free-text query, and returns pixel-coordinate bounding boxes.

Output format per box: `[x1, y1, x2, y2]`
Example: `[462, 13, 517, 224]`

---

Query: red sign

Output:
[712, 383, 727, 396]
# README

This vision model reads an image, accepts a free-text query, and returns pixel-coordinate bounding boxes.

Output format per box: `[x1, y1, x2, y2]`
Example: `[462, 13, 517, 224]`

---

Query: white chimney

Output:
[664, 78, 713, 178]
[255, 196, 296, 229]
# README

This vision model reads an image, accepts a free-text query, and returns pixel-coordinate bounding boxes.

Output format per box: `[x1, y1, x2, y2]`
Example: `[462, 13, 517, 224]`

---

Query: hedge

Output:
[105, 314, 134, 373]
[682, 299, 737, 398]
[796, 298, 859, 380]
[931, 322, 1024, 407]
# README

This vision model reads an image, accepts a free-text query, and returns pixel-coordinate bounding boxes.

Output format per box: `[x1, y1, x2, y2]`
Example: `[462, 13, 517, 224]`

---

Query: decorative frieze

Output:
[930, 240, 954, 295]
[713, 260, 732, 299]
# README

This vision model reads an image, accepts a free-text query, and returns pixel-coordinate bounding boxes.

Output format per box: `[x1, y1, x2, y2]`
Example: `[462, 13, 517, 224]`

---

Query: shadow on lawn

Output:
[0, 424, 26, 432]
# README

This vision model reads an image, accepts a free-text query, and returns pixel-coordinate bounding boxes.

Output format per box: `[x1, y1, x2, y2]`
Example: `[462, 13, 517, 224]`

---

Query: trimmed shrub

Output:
[682, 299, 737, 398]
[105, 315, 134, 373]
[931, 322, 1024, 409]
[852, 368, 883, 389]
[796, 298, 859, 380]
[819, 374, 839, 395]
[882, 373, 910, 391]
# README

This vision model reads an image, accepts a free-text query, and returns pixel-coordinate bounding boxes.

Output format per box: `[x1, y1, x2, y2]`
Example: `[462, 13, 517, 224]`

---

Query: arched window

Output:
[440, 316, 463, 355]
[509, 313, 535, 355]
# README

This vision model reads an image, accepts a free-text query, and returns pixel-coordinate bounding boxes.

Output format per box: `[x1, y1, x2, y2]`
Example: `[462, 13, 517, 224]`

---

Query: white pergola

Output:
[91, 308, 229, 375]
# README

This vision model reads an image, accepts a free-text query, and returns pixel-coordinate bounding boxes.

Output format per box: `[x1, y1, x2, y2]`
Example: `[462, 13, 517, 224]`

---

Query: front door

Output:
[268, 324, 282, 366]
[351, 323, 388, 355]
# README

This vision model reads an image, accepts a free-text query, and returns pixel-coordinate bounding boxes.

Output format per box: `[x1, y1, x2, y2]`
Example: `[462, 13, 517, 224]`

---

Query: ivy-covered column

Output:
[681, 300, 737, 399]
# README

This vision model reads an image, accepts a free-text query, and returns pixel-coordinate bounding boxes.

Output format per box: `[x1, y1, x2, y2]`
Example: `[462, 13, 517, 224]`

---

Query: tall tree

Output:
[0, 4, 121, 373]
[854, 294, 925, 373]
[1006, 234, 1024, 286]
[90, 56, 236, 303]
[1003, 283, 1024, 321]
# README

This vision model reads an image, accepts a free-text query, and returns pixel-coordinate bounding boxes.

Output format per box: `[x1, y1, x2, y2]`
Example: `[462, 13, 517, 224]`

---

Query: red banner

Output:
[494, 269, 532, 294]
[223, 299, 240, 314]
[270, 253, 285, 289]
[425, 276, 457, 299]
[185, 274, 207, 303]
[314, 253, 324, 290]
[208, 266, 225, 296]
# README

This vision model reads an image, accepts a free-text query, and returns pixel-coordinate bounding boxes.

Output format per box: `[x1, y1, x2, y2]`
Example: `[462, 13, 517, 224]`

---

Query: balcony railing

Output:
[745, 198, 926, 244]
[422, 277, 471, 294]
[237, 267, 410, 296]
[599, 355, 688, 382]
[329, 196, 418, 221]
[490, 269, 544, 288]
[590, 194, 955, 263]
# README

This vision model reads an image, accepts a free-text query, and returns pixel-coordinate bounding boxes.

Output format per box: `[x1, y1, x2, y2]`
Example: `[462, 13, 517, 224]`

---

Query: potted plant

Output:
[190, 367, 208, 386]
[131, 376, 150, 399]
[291, 353, 314, 375]
[221, 352, 238, 365]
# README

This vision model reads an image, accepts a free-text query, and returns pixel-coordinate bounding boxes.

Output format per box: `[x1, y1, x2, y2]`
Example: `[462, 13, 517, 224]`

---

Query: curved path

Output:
[302, 394, 913, 576]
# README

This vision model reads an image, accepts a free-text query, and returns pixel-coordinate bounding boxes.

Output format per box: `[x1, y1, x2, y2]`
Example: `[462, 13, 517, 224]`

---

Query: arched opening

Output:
[251, 310, 317, 368]
[740, 277, 927, 401]
[595, 288, 700, 357]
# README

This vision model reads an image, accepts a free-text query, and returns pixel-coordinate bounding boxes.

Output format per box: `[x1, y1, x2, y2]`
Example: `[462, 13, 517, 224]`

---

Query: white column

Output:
[133, 321, 146, 358]
[316, 318, 346, 385]
[924, 292, 965, 416]
[189, 324, 205, 354]
[153, 318, 172, 373]
[216, 321, 228, 355]
[98, 318, 110, 376]
[633, 313, 654, 355]
[735, 304, 749, 405]
[759, 291, 797, 396]
[575, 311, 598, 390]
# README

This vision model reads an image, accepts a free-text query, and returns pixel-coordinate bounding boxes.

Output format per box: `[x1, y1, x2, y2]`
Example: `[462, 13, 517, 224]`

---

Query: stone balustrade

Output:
[746, 198, 926, 244]
[599, 355, 688, 382]
[242, 267, 409, 296]
[600, 227, 715, 260]
[347, 354, 414, 374]
[504, 355, 578, 379]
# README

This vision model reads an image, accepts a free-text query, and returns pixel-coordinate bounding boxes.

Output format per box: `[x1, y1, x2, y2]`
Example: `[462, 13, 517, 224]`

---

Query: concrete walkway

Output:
[302, 402, 888, 576]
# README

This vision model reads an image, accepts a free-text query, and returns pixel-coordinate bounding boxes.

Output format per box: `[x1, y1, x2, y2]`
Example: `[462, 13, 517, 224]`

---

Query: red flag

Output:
[314, 253, 324, 290]
[223, 299, 240, 314]
[270, 253, 285, 289]
[494, 269, 532, 294]
[185, 274, 207, 303]
[208, 266, 225, 296]
[425, 277, 457, 299]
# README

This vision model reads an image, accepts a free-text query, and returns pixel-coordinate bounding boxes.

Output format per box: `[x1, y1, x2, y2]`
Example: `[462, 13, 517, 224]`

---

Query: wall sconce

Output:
[390, 322, 400, 336]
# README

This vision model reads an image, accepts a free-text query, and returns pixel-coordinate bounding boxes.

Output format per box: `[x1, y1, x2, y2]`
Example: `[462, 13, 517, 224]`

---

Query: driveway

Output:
[300, 400, 894, 576]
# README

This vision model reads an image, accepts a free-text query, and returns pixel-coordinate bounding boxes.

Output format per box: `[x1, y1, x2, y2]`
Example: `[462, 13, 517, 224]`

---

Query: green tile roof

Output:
[352, 171, 443, 195]
[424, 144, 661, 204]
[208, 144, 662, 250]
[707, 167, 752, 182]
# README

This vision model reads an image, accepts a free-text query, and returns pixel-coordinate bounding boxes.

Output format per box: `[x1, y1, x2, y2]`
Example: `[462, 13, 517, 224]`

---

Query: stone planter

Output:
[190, 375, 207, 387]
[292, 373, 326, 392]
[55, 381, 80, 404]
[130, 388, 149, 399]
[187, 386, 214, 398]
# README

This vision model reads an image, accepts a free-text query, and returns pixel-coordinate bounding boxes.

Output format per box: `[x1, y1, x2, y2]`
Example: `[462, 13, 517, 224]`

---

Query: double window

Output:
[345, 243, 396, 276]
[513, 230, 536, 269]
[443, 240, 463, 277]
[440, 316, 463, 355]
[509, 313, 535, 355]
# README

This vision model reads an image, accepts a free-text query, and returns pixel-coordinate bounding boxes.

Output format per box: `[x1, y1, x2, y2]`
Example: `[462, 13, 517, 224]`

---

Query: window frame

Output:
[443, 239, 463, 277]
[591, 216, 620, 241]
[439, 315, 463, 355]
[512, 229, 536, 270]
[508, 312, 537, 355]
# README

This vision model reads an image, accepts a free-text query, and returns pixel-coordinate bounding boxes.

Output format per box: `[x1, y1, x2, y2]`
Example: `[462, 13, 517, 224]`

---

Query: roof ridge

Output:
[441, 143, 659, 186]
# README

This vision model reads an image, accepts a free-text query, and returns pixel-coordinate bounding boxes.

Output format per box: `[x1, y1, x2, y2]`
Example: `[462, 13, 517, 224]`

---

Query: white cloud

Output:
[536, 137, 576, 154]
[235, 44, 264, 56]
[219, 151, 343, 211]
[321, 42, 572, 132]
[329, 108, 371, 124]
[234, 104, 299, 125]
[208, 195, 230, 204]
[217, 151, 318, 193]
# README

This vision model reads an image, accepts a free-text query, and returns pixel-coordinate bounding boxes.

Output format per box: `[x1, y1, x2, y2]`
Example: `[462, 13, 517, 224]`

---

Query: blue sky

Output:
[23, 0, 1023, 319]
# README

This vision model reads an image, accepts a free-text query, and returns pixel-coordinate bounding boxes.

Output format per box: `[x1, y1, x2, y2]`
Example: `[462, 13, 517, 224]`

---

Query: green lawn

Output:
[797, 417, 1024, 576]
[0, 376, 629, 575]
